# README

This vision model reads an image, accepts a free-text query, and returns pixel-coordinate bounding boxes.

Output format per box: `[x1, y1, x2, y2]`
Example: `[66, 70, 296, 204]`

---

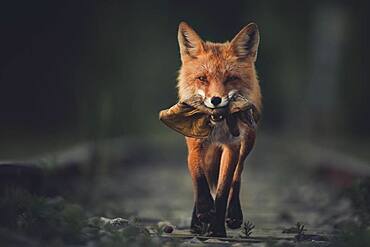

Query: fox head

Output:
[177, 22, 262, 112]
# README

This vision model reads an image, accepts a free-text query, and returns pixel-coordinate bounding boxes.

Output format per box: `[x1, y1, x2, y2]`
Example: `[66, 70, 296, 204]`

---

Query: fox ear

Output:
[178, 22, 204, 61]
[230, 23, 260, 62]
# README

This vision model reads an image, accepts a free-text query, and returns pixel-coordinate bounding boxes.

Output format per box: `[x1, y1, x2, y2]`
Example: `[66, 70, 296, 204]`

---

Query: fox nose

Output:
[210, 96, 222, 106]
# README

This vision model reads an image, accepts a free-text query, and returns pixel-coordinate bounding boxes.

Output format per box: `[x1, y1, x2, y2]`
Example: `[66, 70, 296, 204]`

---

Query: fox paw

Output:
[207, 224, 227, 237]
[190, 221, 210, 235]
[226, 201, 243, 229]
[226, 217, 243, 229]
[197, 209, 216, 223]
[190, 210, 215, 235]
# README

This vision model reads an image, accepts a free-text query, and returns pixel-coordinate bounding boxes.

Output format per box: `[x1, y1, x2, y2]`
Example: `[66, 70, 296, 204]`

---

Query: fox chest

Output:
[207, 120, 246, 144]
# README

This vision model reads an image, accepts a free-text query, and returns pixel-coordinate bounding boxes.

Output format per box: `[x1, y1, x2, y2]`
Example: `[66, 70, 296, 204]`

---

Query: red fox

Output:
[177, 22, 262, 237]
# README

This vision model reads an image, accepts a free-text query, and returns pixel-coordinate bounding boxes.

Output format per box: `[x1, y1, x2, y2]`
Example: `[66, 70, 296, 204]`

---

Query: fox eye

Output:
[197, 76, 208, 84]
[225, 75, 239, 83]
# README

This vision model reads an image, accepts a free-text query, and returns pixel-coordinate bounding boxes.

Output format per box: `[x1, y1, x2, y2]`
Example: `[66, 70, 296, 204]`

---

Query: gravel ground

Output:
[2, 134, 369, 246]
[81, 134, 366, 245]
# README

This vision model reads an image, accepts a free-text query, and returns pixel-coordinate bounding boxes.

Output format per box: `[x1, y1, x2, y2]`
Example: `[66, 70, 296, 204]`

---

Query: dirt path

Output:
[83, 135, 362, 245]
[2, 135, 368, 246]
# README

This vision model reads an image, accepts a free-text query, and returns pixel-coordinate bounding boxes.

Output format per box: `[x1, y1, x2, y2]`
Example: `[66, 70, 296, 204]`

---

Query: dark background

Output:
[1, 2, 370, 245]
[0, 0, 369, 159]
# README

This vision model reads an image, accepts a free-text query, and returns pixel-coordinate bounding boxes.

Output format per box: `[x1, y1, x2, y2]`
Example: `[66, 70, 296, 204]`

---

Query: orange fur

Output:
[176, 22, 262, 237]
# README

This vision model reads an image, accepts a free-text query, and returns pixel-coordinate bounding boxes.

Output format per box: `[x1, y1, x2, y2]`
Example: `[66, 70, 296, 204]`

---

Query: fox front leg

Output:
[227, 134, 255, 229]
[186, 138, 215, 234]
[208, 144, 240, 237]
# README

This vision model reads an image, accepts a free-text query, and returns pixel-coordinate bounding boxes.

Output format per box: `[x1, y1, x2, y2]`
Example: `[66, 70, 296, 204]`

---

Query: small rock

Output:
[158, 221, 175, 233]
[100, 217, 129, 229]
[204, 238, 228, 243]
[163, 225, 174, 233]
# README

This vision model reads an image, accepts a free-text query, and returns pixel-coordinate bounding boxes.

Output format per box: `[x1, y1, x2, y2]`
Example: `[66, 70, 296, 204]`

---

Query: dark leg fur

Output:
[190, 175, 215, 235]
[226, 181, 243, 229]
